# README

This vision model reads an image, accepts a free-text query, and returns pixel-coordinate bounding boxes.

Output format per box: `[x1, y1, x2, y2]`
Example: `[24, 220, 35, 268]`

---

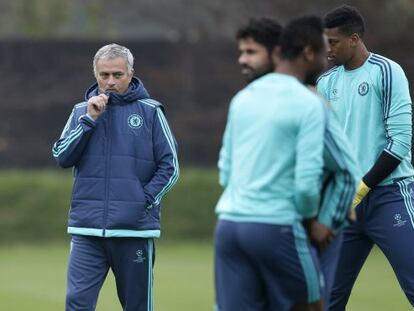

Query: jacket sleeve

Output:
[52, 106, 96, 168]
[217, 100, 234, 188]
[143, 107, 179, 208]
[318, 107, 358, 231]
[295, 100, 325, 218]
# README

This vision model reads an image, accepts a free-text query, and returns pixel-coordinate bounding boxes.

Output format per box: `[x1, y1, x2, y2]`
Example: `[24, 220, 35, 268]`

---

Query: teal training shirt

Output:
[216, 73, 325, 225]
[317, 53, 414, 185]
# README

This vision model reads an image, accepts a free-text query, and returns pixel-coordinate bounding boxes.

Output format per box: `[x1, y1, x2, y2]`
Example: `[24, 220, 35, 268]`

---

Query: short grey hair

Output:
[93, 43, 134, 76]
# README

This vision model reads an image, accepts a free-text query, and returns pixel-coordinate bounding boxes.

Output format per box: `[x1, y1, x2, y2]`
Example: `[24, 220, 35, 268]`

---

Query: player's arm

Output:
[143, 107, 179, 209]
[52, 95, 107, 168]
[297, 101, 336, 249]
[218, 100, 234, 188]
[295, 100, 325, 219]
[354, 63, 412, 206]
[52, 106, 97, 168]
[318, 107, 358, 231]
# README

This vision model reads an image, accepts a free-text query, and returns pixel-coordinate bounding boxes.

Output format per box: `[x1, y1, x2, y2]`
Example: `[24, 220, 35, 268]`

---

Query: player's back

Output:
[216, 73, 325, 225]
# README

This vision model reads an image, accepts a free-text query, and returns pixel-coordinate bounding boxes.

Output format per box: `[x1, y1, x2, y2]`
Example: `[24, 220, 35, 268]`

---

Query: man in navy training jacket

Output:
[52, 43, 179, 311]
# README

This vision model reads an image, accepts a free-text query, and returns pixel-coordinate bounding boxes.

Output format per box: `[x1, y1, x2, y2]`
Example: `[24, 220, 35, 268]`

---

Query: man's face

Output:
[305, 35, 329, 86]
[238, 37, 275, 83]
[95, 57, 133, 95]
[325, 27, 353, 66]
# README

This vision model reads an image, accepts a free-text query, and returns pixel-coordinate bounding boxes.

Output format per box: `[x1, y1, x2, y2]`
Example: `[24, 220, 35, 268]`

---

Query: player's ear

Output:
[271, 46, 281, 67]
[349, 33, 360, 48]
[303, 46, 315, 63]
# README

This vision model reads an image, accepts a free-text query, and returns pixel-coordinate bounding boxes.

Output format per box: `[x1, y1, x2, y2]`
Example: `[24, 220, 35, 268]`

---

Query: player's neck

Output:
[275, 61, 305, 83]
[344, 45, 370, 70]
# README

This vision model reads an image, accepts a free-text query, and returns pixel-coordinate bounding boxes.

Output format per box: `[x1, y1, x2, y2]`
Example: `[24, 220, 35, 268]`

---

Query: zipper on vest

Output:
[102, 109, 112, 237]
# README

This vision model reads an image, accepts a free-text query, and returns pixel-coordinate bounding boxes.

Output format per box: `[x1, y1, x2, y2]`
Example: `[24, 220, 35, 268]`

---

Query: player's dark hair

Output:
[324, 5, 365, 37]
[236, 17, 283, 53]
[279, 15, 325, 60]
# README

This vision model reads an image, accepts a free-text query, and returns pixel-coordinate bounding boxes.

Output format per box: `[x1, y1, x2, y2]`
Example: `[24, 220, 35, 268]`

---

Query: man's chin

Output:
[243, 70, 271, 84]
[328, 58, 340, 66]
[242, 74, 256, 83]
[104, 89, 118, 95]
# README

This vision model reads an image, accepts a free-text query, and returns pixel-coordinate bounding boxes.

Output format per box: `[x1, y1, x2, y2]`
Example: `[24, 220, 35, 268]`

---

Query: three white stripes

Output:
[397, 181, 414, 229]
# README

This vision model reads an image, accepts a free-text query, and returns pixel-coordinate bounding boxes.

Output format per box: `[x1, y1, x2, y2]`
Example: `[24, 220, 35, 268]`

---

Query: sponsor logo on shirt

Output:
[358, 82, 369, 96]
[128, 114, 144, 129]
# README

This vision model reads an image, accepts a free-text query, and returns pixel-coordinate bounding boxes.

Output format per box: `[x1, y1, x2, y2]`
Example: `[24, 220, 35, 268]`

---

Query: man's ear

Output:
[271, 46, 281, 66]
[349, 33, 360, 48]
[303, 46, 315, 63]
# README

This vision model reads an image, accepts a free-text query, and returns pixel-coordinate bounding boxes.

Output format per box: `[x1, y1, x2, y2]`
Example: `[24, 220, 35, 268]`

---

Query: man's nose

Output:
[327, 45, 333, 54]
[108, 75, 116, 85]
[238, 54, 247, 65]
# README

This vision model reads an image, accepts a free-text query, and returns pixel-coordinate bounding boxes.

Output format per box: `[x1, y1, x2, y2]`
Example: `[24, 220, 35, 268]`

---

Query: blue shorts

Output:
[328, 180, 414, 310]
[214, 219, 323, 311]
[66, 235, 155, 311]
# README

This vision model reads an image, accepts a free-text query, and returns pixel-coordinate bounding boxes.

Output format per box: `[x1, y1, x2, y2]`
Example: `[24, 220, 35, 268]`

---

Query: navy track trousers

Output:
[66, 235, 155, 311]
[214, 219, 323, 311]
[328, 180, 414, 310]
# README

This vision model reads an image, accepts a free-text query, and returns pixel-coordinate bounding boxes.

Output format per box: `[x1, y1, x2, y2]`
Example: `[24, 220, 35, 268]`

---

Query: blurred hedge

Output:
[0, 168, 221, 244]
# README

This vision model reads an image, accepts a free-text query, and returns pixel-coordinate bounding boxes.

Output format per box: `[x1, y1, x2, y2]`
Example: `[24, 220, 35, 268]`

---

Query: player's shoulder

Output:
[230, 77, 266, 106]
[226, 87, 247, 115]
[137, 98, 165, 114]
[231, 85, 250, 105]
[306, 88, 325, 109]
[293, 85, 325, 117]
[317, 65, 341, 85]
[368, 53, 405, 74]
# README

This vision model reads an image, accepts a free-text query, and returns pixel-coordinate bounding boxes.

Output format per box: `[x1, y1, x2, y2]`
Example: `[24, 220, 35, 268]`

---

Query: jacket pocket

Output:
[146, 203, 160, 221]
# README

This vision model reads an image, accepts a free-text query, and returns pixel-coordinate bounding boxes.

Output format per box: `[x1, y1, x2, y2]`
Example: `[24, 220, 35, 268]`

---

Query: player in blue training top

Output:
[215, 17, 358, 311]
[215, 16, 334, 311]
[317, 5, 414, 309]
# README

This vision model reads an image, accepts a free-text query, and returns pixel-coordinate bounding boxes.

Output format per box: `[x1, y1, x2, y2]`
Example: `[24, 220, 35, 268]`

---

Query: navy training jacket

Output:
[52, 77, 179, 238]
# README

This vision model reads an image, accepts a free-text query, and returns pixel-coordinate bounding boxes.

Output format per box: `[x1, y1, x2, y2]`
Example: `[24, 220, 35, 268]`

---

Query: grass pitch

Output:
[0, 242, 410, 310]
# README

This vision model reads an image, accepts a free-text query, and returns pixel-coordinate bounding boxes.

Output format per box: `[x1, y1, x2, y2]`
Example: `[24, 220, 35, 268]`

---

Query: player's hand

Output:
[347, 208, 357, 223]
[87, 94, 108, 120]
[351, 180, 371, 209]
[303, 218, 334, 251]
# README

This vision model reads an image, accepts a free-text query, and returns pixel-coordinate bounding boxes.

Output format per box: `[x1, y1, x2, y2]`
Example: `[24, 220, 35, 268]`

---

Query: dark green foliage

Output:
[0, 168, 221, 243]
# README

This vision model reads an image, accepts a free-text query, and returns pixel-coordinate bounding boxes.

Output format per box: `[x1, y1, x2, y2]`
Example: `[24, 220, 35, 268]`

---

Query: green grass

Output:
[0, 242, 411, 311]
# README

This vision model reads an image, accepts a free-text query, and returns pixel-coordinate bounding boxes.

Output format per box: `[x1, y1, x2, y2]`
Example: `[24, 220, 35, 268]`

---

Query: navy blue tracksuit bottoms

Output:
[215, 220, 323, 311]
[66, 235, 155, 311]
[328, 180, 414, 310]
